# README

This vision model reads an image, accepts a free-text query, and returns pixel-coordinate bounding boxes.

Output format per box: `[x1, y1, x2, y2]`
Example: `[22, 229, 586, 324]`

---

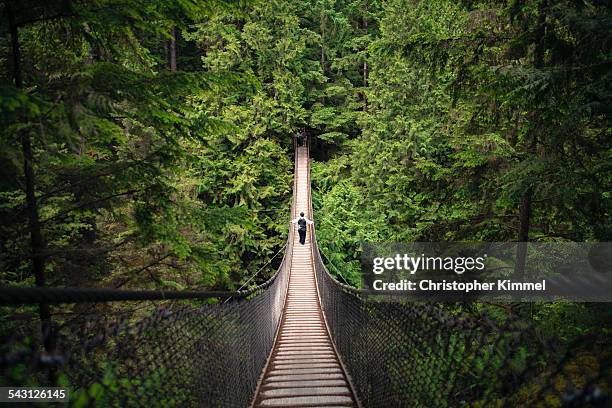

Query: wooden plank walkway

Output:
[253, 146, 356, 407]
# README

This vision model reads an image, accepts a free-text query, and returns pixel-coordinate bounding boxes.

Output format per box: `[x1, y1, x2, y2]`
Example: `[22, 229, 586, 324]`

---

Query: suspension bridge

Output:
[0, 139, 609, 407]
[252, 145, 357, 407]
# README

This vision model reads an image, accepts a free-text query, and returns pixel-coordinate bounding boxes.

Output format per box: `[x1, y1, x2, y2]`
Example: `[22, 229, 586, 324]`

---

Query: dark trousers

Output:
[298, 229, 306, 245]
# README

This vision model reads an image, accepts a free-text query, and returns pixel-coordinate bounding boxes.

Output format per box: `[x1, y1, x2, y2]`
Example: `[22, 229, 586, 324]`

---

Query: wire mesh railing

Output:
[311, 248, 608, 406]
[304, 138, 610, 407]
[1, 264, 290, 407]
[0, 143, 300, 408]
[309, 227, 610, 407]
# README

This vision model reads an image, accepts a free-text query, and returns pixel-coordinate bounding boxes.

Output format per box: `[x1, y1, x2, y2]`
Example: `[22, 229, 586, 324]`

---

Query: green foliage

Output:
[307, 0, 611, 343]
[312, 0, 612, 266]
[0, 0, 610, 404]
[1, 0, 610, 391]
[0, 0, 291, 295]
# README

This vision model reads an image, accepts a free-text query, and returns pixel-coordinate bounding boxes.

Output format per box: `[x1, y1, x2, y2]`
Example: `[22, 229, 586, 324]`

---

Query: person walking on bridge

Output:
[292, 212, 314, 245]
[296, 127, 307, 146]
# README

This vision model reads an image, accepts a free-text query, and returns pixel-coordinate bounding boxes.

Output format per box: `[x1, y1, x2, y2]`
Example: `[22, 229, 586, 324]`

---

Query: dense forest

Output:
[1, 0, 611, 405]
[1, 0, 295, 297]
[1, 0, 611, 337]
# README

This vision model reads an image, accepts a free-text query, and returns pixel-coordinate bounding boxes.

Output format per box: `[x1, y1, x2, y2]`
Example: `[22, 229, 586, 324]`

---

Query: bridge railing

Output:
[305, 140, 610, 407]
[0, 144, 299, 407]
[2, 279, 289, 407]
[1, 252, 292, 408]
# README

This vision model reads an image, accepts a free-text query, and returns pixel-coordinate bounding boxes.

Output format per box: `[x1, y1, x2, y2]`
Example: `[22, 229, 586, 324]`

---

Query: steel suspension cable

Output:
[223, 241, 287, 303]
[317, 246, 352, 286]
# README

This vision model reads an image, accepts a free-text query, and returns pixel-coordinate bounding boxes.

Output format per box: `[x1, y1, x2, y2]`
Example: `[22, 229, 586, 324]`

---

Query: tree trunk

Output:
[320, 16, 326, 104]
[514, 0, 547, 279]
[320, 10, 326, 76]
[167, 26, 177, 71]
[362, 15, 368, 111]
[5, 0, 55, 378]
